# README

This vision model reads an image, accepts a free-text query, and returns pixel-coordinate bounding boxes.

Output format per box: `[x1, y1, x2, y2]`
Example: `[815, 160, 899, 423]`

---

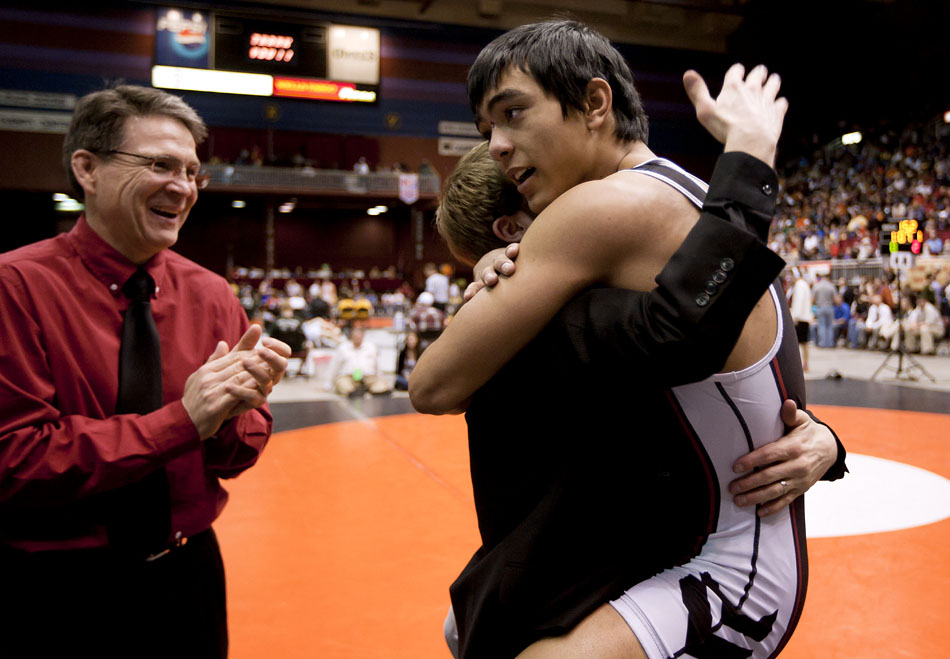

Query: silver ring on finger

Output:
[779, 479, 788, 494]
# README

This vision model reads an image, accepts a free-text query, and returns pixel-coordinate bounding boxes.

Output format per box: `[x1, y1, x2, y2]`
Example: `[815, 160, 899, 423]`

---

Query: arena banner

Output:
[399, 173, 419, 205]
[0, 109, 72, 133]
[438, 136, 483, 157]
[327, 25, 380, 85]
[155, 8, 211, 69]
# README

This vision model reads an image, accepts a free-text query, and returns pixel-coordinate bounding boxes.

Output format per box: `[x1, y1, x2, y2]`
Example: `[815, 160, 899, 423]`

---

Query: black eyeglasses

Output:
[100, 150, 210, 189]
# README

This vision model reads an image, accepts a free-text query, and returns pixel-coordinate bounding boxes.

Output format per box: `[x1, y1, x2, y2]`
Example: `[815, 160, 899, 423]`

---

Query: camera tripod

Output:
[871, 339, 936, 382]
[871, 271, 936, 383]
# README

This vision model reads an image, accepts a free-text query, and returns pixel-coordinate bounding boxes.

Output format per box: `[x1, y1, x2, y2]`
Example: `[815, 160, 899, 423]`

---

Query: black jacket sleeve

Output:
[560, 152, 784, 386]
[806, 409, 848, 481]
[558, 151, 846, 480]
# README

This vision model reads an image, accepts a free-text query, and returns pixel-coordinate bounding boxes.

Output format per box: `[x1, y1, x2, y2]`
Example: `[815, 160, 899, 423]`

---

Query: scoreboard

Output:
[879, 220, 923, 255]
[153, 8, 379, 104]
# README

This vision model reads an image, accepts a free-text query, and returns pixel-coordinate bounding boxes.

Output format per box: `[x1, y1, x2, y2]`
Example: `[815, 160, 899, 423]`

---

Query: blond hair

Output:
[435, 141, 522, 265]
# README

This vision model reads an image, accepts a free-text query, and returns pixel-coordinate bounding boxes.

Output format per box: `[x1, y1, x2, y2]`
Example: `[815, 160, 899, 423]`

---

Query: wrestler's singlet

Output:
[610, 159, 807, 659]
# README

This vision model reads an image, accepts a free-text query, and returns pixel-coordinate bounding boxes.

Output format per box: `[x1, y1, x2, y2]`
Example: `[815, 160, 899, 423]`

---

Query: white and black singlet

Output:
[610, 159, 807, 659]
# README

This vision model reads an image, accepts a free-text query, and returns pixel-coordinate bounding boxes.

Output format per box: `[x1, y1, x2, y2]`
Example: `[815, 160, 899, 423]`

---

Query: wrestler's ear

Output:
[71, 150, 99, 197]
[583, 78, 613, 131]
[492, 211, 532, 242]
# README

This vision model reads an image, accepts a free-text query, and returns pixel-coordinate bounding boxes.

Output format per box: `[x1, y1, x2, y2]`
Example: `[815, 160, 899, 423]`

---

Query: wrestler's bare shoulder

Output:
[539, 172, 699, 239]
[523, 173, 700, 289]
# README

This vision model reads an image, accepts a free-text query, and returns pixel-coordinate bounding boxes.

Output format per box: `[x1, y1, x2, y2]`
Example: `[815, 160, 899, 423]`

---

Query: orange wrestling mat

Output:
[215, 405, 950, 658]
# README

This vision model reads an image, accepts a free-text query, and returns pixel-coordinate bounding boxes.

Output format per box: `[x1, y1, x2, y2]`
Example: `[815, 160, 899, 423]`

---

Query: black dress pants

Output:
[0, 528, 228, 659]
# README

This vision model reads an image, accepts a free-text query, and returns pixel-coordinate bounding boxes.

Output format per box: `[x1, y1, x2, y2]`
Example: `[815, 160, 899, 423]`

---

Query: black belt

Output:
[1, 528, 211, 562]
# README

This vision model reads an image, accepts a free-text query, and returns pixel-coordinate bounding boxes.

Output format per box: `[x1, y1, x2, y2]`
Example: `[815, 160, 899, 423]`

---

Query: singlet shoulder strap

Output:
[628, 157, 708, 210]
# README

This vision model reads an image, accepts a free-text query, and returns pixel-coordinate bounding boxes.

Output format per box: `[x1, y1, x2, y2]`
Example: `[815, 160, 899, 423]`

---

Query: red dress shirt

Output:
[0, 216, 272, 551]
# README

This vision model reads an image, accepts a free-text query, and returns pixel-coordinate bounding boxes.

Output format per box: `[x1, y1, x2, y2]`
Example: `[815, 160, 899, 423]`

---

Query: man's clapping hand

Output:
[182, 324, 290, 439]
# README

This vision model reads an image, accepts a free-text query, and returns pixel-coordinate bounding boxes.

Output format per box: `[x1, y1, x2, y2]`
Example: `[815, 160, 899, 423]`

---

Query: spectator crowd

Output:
[228, 262, 464, 392]
[771, 112, 950, 360]
[770, 117, 950, 263]
[781, 268, 950, 359]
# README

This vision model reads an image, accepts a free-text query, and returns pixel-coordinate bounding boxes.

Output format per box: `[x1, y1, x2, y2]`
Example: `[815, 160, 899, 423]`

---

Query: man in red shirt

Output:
[0, 86, 289, 658]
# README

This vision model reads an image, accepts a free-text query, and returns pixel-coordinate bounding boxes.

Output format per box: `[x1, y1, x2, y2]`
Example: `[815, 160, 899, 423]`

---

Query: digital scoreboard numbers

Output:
[880, 220, 923, 255]
[214, 17, 328, 78]
[248, 33, 295, 63]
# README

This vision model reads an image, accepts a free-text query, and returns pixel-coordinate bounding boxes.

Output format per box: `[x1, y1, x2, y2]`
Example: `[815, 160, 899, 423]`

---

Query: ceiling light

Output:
[841, 131, 862, 146]
[55, 199, 84, 212]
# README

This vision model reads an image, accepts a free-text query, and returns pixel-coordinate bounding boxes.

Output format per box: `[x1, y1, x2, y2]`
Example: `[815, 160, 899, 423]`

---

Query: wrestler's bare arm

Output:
[410, 177, 690, 415]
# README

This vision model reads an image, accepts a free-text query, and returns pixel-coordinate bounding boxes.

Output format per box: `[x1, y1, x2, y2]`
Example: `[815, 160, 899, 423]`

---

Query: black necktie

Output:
[107, 269, 171, 557]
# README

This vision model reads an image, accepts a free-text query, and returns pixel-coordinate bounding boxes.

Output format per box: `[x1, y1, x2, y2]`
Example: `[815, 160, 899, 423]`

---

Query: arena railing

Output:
[786, 256, 950, 283]
[203, 164, 441, 198]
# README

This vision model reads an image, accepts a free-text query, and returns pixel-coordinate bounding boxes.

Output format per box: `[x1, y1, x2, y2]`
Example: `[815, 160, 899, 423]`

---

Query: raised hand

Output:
[683, 63, 788, 166]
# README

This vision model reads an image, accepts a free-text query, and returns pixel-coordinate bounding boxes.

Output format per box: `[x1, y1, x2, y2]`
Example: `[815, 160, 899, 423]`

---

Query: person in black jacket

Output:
[414, 20, 846, 659]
